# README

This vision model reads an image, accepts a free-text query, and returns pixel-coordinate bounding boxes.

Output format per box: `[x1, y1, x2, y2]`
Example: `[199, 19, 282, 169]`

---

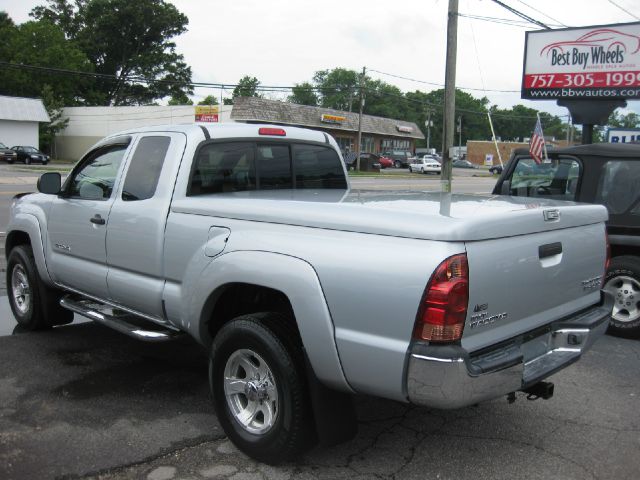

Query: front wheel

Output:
[209, 313, 315, 464]
[394, 161, 401, 169]
[7, 245, 73, 330]
[603, 256, 640, 337]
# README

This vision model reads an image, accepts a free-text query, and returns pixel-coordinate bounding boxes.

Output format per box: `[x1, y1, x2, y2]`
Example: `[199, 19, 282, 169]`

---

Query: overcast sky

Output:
[3, 0, 640, 119]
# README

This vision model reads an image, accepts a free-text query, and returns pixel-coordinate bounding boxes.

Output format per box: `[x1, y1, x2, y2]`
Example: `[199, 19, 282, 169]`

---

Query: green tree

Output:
[168, 92, 193, 105]
[288, 82, 318, 106]
[232, 75, 261, 99]
[39, 83, 69, 155]
[607, 110, 640, 128]
[198, 95, 219, 105]
[0, 18, 92, 104]
[313, 68, 358, 111]
[31, 0, 193, 106]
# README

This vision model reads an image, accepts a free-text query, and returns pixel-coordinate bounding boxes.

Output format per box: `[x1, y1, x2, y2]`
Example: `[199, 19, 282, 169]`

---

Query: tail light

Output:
[259, 127, 286, 136]
[413, 254, 469, 343]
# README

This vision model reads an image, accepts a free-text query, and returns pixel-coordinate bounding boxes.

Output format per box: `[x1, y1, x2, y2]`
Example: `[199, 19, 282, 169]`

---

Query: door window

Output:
[121, 136, 171, 201]
[508, 157, 581, 201]
[67, 145, 128, 200]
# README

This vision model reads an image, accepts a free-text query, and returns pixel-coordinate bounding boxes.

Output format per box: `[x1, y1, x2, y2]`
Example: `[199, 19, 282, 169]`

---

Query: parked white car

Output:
[409, 156, 441, 174]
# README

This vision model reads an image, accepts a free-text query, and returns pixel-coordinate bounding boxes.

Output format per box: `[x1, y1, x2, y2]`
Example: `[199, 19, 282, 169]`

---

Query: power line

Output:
[368, 68, 520, 93]
[490, 0, 551, 29]
[513, 0, 569, 27]
[0, 61, 566, 121]
[458, 13, 539, 28]
[606, 0, 640, 21]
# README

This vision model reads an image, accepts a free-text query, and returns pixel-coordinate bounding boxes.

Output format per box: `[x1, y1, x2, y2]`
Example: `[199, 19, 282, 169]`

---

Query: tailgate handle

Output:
[539, 242, 562, 259]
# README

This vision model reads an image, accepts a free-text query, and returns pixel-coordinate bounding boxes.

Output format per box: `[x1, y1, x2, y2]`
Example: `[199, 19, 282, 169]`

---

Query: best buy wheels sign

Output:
[522, 22, 640, 100]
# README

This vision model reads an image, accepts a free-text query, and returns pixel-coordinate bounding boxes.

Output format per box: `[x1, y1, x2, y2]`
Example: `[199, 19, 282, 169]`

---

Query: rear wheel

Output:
[209, 313, 315, 464]
[7, 245, 73, 330]
[25, 157, 31, 165]
[603, 256, 640, 337]
[394, 161, 401, 169]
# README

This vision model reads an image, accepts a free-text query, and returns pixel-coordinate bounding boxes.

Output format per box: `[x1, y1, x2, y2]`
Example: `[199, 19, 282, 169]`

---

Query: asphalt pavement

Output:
[1, 167, 639, 480]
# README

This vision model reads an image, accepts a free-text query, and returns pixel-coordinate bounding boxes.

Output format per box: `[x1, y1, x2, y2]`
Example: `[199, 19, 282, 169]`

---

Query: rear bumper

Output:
[406, 292, 613, 409]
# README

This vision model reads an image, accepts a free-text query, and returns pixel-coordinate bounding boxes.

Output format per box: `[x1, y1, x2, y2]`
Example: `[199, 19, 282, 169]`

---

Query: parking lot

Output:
[1, 171, 639, 480]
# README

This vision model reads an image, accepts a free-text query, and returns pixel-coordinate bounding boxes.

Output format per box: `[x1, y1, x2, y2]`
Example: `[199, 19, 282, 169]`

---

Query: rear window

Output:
[507, 157, 581, 201]
[189, 142, 345, 195]
[594, 160, 640, 217]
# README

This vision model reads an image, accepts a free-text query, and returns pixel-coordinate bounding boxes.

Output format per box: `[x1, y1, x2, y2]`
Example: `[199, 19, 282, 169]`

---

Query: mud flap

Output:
[305, 356, 358, 446]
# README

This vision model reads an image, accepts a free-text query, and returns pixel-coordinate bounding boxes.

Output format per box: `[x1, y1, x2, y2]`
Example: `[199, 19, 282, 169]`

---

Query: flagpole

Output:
[537, 112, 549, 162]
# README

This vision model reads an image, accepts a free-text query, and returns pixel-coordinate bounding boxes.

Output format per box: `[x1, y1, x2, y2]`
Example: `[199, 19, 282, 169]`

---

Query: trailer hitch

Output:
[507, 381, 555, 404]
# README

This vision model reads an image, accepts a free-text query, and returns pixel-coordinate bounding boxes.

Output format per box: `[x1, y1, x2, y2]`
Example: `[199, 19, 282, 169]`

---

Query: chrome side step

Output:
[60, 295, 183, 342]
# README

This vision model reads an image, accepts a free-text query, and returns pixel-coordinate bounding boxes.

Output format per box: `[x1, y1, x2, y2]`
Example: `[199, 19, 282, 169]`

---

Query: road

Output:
[1, 169, 639, 480]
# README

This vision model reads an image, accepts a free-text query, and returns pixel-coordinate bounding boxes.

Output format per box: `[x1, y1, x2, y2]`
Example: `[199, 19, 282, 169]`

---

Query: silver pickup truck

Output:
[5, 123, 612, 463]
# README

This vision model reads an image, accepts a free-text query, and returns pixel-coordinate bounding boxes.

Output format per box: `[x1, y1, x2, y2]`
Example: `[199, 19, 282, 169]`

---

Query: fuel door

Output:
[205, 226, 231, 257]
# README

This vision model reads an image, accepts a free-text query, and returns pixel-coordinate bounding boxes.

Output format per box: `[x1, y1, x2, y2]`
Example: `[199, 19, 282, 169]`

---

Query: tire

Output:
[209, 313, 315, 464]
[6, 245, 73, 330]
[42, 160, 49, 165]
[420, 168, 424, 174]
[25, 158, 31, 165]
[394, 161, 401, 169]
[603, 256, 640, 337]
[408, 167, 413, 173]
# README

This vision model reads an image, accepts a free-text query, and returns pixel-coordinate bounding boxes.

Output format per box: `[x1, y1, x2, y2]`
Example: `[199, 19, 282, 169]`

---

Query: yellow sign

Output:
[195, 105, 219, 115]
[195, 105, 219, 122]
[321, 114, 346, 124]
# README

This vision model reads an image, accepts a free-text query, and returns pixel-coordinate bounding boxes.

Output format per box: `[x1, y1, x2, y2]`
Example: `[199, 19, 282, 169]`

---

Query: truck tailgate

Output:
[462, 222, 607, 353]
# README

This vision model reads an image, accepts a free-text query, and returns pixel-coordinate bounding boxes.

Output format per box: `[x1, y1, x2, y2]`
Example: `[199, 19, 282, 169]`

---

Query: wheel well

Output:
[5, 231, 31, 259]
[204, 283, 297, 345]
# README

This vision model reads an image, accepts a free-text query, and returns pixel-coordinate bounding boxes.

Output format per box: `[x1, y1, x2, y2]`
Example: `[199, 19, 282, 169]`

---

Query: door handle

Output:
[90, 214, 106, 225]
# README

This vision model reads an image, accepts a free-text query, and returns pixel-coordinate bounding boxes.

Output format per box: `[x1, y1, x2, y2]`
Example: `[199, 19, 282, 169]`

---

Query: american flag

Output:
[529, 117, 545, 165]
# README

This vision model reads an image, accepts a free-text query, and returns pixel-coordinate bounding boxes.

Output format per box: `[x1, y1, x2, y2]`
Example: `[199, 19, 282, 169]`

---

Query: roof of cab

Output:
[107, 122, 330, 144]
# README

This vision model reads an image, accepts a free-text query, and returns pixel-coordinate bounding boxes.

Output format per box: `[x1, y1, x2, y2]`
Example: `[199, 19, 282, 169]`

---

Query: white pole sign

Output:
[522, 22, 640, 100]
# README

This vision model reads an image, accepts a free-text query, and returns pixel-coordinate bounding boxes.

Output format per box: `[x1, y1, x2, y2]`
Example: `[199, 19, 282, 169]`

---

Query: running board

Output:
[59, 296, 183, 342]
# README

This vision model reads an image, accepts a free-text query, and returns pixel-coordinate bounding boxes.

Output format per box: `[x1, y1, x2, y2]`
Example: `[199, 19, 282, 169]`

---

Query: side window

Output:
[122, 136, 171, 201]
[258, 144, 292, 190]
[595, 161, 640, 216]
[508, 157, 581, 201]
[68, 145, 128, 200]
[293, 144, 348, 189]
[190, 142, 255, 195]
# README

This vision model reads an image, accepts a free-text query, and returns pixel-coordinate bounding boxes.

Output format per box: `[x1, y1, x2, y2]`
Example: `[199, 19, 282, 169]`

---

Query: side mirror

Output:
[37, 172, 61, 195]
[500, 180, 511, 196]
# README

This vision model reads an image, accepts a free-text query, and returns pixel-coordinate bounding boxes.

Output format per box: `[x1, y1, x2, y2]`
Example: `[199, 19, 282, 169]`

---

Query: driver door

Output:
[46, 138, 131, 297]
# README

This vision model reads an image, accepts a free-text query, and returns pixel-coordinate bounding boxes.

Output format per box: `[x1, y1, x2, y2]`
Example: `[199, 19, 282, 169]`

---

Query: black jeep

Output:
[493, 143, 640, 336]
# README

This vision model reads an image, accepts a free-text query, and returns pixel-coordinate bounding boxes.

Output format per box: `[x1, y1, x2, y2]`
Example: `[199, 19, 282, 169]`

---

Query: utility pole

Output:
[457, 115, 462, 152]
[442, 0, 458, 192]
[425, 108, 432, 150]
[356, 66, 366, 171]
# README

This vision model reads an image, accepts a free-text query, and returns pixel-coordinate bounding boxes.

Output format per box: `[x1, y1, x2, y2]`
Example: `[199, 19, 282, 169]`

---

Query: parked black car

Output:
[11, 146, 49, 164]
[493, 143, 640, 336]
[488, 164, 503, 174]
[0, 142, 18, 163]
[452, 159, 477, 169]
[342, 152, 384, 171]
